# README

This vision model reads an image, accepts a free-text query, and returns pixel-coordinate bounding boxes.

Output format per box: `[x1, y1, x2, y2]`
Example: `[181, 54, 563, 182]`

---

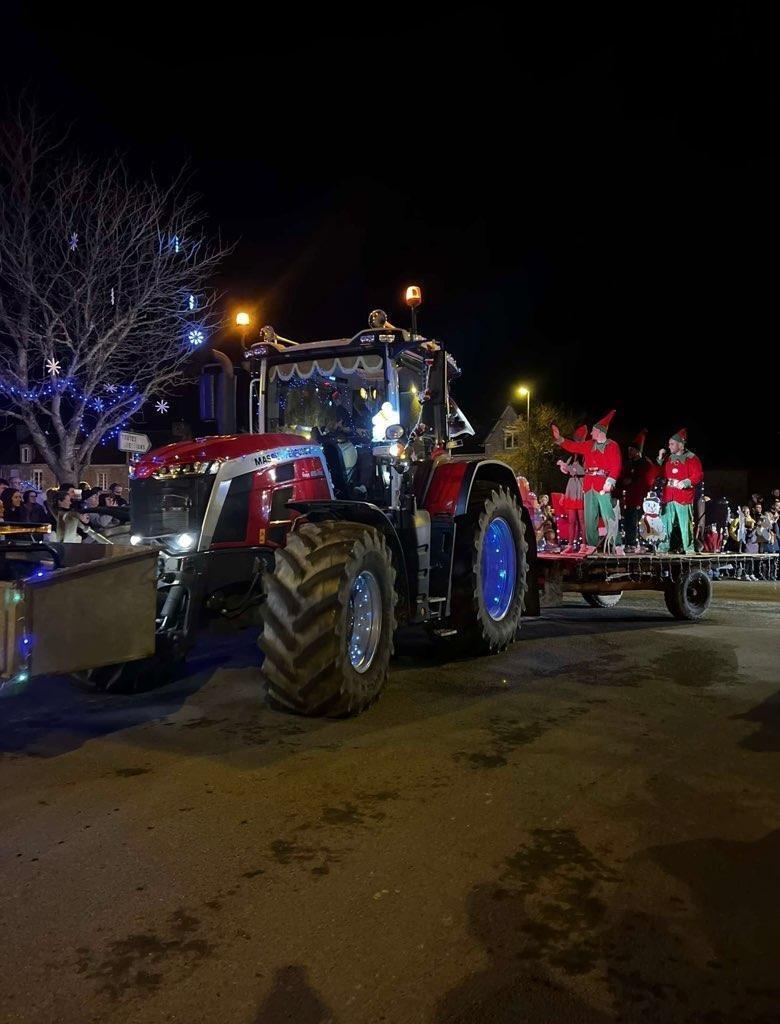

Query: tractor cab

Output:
[244, 310, 473, 511]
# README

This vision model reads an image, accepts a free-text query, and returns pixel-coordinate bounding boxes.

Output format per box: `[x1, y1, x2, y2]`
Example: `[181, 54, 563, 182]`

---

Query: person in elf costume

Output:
[552, 410, 622, 552]
[556, 424, 588, 554]
[621, 428, 658, 552]
[657, 428, 703, 554]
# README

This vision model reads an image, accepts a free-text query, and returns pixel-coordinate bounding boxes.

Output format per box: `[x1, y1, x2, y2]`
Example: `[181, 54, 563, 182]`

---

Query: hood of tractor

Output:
[132, 433, 309, 479]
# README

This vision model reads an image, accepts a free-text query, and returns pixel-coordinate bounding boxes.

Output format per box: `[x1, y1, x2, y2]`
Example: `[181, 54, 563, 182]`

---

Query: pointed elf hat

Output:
[671, 427, 687, 445]
[573, 424, 588, 441]
[632, 428, 648, 453]
[593, 409, 616, 434]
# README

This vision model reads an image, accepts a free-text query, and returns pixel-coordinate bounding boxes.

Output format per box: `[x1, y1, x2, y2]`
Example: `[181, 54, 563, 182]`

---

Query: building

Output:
[0, 421, 193, 493]
[0, 426, 129, 492]
[482, 404, 525, 458]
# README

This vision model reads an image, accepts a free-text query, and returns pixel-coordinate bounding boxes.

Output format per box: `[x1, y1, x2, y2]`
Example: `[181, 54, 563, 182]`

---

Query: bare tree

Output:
[0, 103, 227, 481]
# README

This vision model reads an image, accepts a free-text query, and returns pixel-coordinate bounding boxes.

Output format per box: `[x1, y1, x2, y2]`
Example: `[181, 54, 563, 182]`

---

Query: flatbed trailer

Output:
[538, 550, 779, 620]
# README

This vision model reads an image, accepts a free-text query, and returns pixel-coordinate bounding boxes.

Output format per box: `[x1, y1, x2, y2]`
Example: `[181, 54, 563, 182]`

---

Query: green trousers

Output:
[584, 489, 618, 547]
[659, 501, 694, 553]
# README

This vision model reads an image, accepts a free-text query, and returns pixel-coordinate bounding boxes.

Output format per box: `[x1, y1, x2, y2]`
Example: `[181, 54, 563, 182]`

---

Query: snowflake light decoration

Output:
[188, 329, 204, 346]
[105, 384, 117, 393]
[45, 358, 61, 377]
[155, 400, 170, 414]
[188, 294, 196, 311]
[68, 232, 79, 251]
[110, 287, 115, 306]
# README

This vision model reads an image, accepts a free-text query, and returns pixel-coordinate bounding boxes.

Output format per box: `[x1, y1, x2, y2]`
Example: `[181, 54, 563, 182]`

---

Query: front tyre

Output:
[71, 647, 183, 694]
[260, 522, 397, 717]
[451, 486, 528, 654]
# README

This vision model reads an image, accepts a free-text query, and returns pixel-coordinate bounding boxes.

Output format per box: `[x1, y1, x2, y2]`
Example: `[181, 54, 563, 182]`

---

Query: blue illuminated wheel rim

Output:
[481, 517, 517, 621]
[347, 570, 383, 673]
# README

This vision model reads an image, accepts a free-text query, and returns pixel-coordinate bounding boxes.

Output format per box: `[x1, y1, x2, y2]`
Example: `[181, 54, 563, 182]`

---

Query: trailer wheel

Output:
[451, 486, 528, 654]
[664, 570, 712, 621]
[260, 521, 397, 717]
[583, 592, 623, 608]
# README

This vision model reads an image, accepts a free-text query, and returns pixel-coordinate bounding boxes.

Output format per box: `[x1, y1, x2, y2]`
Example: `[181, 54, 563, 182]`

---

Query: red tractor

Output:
[126, 292, 538, 714]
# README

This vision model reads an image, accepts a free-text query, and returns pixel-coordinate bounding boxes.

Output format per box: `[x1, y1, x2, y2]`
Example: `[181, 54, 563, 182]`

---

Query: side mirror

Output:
[385, 424, 405, 441]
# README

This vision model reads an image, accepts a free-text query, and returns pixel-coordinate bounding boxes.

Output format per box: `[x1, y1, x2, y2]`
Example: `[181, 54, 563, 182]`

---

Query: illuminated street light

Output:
[516, 386, 531, 436]
[235, 311, 251, 327]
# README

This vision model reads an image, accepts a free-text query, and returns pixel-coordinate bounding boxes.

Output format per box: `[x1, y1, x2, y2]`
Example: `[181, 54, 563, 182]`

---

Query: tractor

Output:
[124, 289, 538, 713]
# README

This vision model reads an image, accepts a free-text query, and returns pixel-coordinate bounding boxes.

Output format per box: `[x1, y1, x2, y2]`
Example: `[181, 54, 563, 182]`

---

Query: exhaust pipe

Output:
[211, 350, 237, 435]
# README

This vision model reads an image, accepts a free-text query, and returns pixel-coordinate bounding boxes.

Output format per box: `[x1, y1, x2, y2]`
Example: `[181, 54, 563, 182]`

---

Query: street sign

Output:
[118, 431, 151, 454]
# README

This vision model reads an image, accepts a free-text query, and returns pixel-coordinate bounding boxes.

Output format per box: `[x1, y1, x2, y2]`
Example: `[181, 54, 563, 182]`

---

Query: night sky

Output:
[4, 7, 779, 474]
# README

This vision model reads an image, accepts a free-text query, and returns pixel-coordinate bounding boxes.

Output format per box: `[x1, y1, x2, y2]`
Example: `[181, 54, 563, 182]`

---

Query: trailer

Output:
[538, 550, 779, 619]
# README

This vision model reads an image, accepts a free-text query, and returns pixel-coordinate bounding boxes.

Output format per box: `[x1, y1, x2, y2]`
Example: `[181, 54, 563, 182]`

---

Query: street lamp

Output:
[516, 386, 531, 477]
[235, 310, 251, 348]
[516, 385, 530, 426]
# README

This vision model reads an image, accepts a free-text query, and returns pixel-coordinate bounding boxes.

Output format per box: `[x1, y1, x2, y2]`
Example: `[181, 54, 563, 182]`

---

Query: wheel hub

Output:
[481, 517, 517, 621]
[347, 570, 382, 673]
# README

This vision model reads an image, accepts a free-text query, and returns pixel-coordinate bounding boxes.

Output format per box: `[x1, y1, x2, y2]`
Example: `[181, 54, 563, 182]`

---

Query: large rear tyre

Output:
[260, 522, 397, 717]
[664, 569, 712, 620]
[583, 592, 623, 608]
[450, 486, 528, 655]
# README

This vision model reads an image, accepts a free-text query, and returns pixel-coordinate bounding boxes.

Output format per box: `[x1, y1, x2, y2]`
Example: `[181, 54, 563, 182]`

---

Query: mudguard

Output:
[421, 458, 539, 615]
[286, 500, 412, 620]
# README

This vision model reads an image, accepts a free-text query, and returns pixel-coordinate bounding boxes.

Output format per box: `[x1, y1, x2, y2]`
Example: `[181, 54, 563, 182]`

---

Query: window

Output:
[503, 430, 519, 450]
[32, 470, 44, 489]
[20, 444, 33, 464]
[96, 472, 108, 490]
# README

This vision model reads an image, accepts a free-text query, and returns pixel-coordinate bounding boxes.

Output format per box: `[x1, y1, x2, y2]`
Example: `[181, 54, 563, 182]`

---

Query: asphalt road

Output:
[1, 583, 779, 1024]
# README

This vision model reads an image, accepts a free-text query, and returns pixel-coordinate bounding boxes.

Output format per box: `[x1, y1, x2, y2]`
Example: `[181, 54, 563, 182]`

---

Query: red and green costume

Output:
[557, 410, 622, 547]
[657, 428, 703, 553]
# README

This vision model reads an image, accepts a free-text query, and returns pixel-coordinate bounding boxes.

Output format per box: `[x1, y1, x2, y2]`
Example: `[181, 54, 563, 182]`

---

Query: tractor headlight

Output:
[130, 534, 142, 546]
[174, 532, 196, 551]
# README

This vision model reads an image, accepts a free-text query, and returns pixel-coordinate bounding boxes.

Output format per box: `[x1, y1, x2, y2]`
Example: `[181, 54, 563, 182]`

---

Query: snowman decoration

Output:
[639, 491, 666, 548]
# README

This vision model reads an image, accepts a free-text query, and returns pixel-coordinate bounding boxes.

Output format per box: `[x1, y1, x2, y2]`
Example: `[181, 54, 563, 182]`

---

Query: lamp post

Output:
[517, 385, 531, 479]
[517, 385, 530, 429]
[236, 310, 251, 348]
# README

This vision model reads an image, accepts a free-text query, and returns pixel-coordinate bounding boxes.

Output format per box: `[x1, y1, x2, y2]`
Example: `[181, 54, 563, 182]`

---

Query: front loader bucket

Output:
[1, 547, 157, 685]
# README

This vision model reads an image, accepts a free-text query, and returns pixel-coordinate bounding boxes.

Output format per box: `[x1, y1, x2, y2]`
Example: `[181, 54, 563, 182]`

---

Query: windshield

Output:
[265, 353, 388, 438]
[130, 475, 216, 540]
[264, 352, 428, 441]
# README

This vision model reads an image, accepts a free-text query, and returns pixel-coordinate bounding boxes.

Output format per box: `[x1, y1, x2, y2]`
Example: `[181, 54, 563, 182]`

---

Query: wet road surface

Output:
[1, 584, 779, 1023]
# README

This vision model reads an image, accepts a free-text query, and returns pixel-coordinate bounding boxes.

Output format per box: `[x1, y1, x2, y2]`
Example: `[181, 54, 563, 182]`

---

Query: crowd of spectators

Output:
[0, 477, 129, 542]
[725, 490, 780, 561]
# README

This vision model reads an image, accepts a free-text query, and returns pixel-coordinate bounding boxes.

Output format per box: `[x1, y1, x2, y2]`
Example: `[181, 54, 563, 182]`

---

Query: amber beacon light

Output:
[405, 285, 422, 308]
